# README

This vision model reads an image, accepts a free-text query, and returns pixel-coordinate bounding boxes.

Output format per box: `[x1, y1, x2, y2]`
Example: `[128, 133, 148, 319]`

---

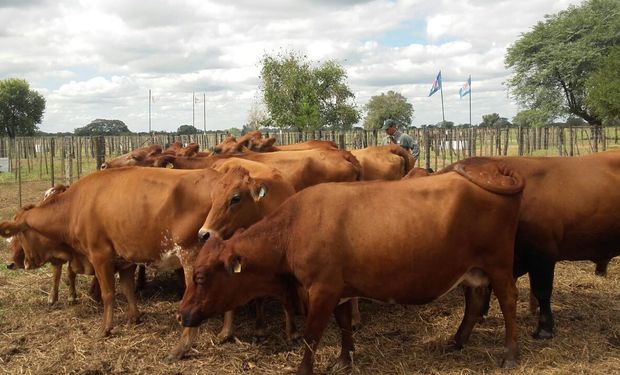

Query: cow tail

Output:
[444, 157, 525, 195]
[0, 220, 27, 238]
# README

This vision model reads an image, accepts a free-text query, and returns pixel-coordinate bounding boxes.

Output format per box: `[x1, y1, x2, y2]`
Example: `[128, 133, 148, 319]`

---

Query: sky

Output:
[0, 0, 582, 133]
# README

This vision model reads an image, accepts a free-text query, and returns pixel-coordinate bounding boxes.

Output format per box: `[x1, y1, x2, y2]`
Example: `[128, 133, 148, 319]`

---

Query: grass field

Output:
[0, 148, 619, 374]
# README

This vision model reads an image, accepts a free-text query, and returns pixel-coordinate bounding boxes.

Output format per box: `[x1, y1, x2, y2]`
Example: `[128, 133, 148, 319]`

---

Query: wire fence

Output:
[0, 126, 618, 208]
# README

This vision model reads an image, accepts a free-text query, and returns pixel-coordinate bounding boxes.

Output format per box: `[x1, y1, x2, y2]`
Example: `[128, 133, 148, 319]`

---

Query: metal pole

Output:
[440, 81, 446, 124]
[149, 89, 153, 143]
[192, 92, 195, 128]
[468, 75, 472, 126]
[203, 93, 207, 134]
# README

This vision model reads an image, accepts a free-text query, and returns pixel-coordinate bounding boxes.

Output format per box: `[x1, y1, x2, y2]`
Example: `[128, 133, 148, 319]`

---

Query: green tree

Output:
[314, 60, 360, 130]
[585, 46, 620, 122]
[505, 0, 620, 126]
[260, 51, 359, 131]
[436, 120, 454, 128]
[480, 113, 500, 127]
[363, 91, 413, 130]
[176, 124, 200, 135]
[0, 78, 46, 138]
[74, 119, 131, 136]
[512, 109, 551, 128]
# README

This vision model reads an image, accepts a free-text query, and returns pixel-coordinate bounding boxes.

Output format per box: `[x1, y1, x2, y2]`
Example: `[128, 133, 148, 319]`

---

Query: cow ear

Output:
[225, 254, 243, 275]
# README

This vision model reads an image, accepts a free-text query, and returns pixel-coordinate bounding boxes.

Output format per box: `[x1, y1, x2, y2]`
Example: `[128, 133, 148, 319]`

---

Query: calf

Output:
[176, 158, 524, 373]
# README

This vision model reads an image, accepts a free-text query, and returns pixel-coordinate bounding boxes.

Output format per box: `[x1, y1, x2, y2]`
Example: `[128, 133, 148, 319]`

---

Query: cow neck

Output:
[173, 156, 214, 169]
[22, 194, 71, 243]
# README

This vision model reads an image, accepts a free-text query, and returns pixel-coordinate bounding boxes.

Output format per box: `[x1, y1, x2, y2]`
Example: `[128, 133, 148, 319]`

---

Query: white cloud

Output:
[0, 0, 584, 132]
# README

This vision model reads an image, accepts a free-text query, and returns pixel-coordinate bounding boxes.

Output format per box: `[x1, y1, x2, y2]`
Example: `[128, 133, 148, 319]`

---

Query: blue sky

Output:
[0, 0, 582, 133]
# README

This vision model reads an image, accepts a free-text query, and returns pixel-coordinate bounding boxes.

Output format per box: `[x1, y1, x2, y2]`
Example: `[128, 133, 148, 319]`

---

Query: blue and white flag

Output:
[428, 71, 442, 97]
[459, 76, 471, 98]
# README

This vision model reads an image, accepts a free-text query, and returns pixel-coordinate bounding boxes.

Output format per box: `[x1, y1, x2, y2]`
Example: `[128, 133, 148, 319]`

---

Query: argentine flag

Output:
[459, 76, 471, 98]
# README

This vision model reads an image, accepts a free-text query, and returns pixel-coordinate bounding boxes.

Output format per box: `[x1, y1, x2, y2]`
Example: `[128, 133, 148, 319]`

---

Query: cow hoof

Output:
[450, 339, 464, 351]
[216, 333, 234, 344]
[532, 328, 553, 340]
[500, 358, 517, 369]
[165, 348, 185, 363]
[96, 328, 111, 338]
[128, 314, 142, 325]
[47, 297, 58, 305]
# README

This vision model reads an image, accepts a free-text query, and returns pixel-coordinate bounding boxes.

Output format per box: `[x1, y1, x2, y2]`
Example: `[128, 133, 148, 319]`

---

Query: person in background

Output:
[381, 119, 420, 158]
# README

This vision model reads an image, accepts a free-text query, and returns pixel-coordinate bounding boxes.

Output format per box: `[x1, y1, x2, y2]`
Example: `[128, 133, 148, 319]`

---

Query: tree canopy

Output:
[505, 0, 620, 126]
[585, 45, 620, 122]
[363, 90, 413, 130]
[260, 51, 360, 131]
[74, 119, 131, 136]
[512, 109, 551, 128]
[176, 124, 200, 135]
[0, 78, 46, 138]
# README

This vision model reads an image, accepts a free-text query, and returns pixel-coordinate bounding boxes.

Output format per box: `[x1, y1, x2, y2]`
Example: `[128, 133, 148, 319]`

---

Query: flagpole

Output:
[440, 76, 446, 124]
[203, 93, 207, 134]
[468, 75, 472, 126]
[192, 92, 195, 128]
[148, 89, 151, 134]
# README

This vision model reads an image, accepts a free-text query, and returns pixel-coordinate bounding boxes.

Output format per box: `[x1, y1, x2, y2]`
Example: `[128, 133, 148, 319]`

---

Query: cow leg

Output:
[331, 299, 354, 372]
[217, 310, 236, 343]
[529, 259, 555, 339]
[351, 297, 362, 330]
[168, 327, 200, 361]
[297, 287, 340, 375]
[92, 261, 116, 337]
[254, 298, 267, 339]
[282, 298, 301, 344]
[118, 265, 141, 324]
[453, 286, 487, 349]
[89, 277, 102, 303]
[48, 264, 62, 305]
[528, 275, 539, 316]
[488, 273, 519, 369]
[595, 259, 610, 277]
[66, 264, 78, 302]
[135, 264, 146, 292]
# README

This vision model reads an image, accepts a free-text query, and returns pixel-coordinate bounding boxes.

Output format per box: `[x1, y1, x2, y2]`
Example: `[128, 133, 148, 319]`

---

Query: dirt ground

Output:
[0, 180, 619, 375]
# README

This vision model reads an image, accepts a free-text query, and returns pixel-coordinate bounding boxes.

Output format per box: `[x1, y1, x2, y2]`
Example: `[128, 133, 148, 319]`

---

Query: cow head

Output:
[197, 167, 270, 241]
[179, 236, 277, 327]
[6, 236, 24, 270]
[101, 144, 163, 169]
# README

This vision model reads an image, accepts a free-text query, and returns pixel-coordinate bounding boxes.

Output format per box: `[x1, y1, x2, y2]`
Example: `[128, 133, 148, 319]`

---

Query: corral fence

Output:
[0, 126, 618, 208]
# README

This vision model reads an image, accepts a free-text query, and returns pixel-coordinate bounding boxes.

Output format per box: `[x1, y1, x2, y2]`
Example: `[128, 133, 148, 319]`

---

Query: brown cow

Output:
[100, 144, 163, 169]
[351, 144, 416, 180]
[442, 152, 620, 339]
[175, 158, 525, 373]
[167, 149, 363, 191]
[6, 184, 79, 305]
[196, 167, 300, 343]
[0, 167, 225, 337]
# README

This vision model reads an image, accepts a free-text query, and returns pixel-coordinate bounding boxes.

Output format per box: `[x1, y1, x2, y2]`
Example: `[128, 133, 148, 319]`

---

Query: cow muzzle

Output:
[198, 228, 218, 241]
[6, 262, 16, 270]
[180, 310, 206, 328]
[100, 163, 108, 170]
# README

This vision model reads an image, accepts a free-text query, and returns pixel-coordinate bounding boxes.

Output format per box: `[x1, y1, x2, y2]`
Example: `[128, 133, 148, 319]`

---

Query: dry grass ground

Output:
[0, 180, 619, 375]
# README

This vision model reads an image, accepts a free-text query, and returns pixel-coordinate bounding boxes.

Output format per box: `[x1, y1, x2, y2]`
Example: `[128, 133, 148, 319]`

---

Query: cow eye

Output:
[230, 194, 241, 206]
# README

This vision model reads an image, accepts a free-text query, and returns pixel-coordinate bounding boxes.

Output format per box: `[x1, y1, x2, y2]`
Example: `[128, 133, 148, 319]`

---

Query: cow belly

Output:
[348, 268, 490, 305]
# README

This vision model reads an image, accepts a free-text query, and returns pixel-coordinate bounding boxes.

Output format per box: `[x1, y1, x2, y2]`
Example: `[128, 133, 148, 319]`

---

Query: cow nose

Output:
[198, 228, 210, 241]
[100, 163, 108, 170]
[6, 262, 16, 270]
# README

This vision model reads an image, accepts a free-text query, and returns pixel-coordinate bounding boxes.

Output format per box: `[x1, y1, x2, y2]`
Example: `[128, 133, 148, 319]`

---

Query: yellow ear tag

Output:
[233, 262, 242, 273]
[166, 163, 174, 169]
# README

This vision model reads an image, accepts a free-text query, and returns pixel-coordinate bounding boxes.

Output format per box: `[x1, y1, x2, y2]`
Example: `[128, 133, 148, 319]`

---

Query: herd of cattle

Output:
[1, 130, 619, 375]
